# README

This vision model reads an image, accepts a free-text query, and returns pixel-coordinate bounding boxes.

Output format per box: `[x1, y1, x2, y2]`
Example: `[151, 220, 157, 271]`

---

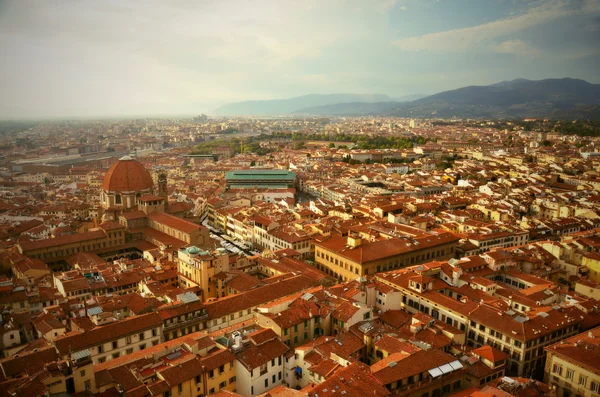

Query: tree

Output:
[329, 142, 335, 148]
[541, 140, 552, 146]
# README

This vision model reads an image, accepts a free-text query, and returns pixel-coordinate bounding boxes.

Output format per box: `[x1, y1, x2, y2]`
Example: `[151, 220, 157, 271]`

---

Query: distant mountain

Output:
[212, 93, 392, 116]
[490, 78, 531, 87]
[293, 102, 399, 116]
[389, 78, 600, 119]
[291, 78, 600, 119]
[391, 94, 427, 102]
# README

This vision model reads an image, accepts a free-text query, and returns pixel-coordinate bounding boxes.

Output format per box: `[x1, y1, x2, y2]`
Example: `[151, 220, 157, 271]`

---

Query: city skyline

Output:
[0, 0, 599, 119]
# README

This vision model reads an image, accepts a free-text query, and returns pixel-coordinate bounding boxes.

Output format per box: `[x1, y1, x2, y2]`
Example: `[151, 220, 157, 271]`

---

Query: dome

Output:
[102, 156, 154, 192]
[187, 246, 200, 255]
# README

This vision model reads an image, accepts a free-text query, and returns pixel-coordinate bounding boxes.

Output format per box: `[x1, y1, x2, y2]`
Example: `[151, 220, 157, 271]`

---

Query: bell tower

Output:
[157, 172, 168, 211]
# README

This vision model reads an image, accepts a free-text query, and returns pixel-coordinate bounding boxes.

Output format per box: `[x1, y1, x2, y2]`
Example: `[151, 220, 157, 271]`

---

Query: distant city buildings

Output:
[1, 116, 600, 397]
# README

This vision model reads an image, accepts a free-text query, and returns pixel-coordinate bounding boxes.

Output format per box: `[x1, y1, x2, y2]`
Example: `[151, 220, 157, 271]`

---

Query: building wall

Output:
[315, 241, 456, 281]
[72, 326, 162, 364]
[545, 352, 600, 397]
[235, 355, 285, 397]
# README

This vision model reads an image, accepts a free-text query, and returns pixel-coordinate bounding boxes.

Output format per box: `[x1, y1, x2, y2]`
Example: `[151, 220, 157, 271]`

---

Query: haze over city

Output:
[4, 2, 600, 397]
[1, 0, 599, 119]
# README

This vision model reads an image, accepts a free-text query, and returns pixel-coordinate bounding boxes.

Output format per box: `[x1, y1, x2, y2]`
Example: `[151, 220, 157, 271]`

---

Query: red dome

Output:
[102, 156, 154, 192]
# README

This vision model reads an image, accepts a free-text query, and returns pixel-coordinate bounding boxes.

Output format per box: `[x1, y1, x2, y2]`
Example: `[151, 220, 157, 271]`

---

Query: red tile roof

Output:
[102, 158, 154, 192]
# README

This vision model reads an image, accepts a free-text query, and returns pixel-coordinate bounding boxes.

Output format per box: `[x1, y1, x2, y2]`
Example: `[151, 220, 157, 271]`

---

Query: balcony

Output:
[164, 313, 209, 331]
[391, 371, 460, 396]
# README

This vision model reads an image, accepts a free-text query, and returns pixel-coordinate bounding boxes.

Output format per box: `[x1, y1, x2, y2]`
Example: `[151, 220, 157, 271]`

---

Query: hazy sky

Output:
[1, 0, 599, 119]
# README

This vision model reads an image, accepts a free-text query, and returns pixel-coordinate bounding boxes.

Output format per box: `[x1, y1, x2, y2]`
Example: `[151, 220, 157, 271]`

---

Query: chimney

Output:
[347, 234, 362, 248]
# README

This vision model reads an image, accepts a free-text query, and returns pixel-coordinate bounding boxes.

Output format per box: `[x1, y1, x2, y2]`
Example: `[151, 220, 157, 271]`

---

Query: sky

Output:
[0, 0, 599, 119]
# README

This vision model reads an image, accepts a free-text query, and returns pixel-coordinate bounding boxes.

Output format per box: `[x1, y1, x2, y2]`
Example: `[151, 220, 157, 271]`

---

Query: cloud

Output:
[392, 0, 600, 52]
[492, 39, 541, 57]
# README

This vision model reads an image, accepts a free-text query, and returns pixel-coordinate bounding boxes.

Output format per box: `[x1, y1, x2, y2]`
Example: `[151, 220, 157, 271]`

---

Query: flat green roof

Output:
[225, 170, 296, 181]
[228, 184, 291, 189]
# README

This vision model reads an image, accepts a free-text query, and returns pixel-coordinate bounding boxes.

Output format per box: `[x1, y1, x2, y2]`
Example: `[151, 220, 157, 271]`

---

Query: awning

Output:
[295, 367, 302, 375]
[71, 349, 91, 361]
[428, 367, 443, 378]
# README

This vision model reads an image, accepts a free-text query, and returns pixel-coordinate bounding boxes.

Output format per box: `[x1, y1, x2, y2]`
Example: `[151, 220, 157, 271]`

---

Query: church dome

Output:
[102, 156, 154, 192]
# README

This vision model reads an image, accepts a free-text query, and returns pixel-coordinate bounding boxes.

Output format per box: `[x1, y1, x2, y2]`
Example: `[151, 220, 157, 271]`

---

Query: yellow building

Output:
[314, 233, 458, 281]
[545, 326, 600, 397]
[94, 331, 237, 396]
[581, 252, 600, 282]
[177, 246, 230, 301]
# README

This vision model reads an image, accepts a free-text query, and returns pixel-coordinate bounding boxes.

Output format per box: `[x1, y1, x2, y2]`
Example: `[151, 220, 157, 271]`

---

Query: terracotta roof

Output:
[371, 348, 458, 385]
[102, 157, 154, 192]
[545, 325, 600, 374]
[315, 232, 459, 264]
[19, 229, 107, 251]
[235, 331, 289, 370]
[308, 362, 389, 397]
[147, 212, 202, 234]
[472, 345, 510, 363]
[54, 312, 163, 355]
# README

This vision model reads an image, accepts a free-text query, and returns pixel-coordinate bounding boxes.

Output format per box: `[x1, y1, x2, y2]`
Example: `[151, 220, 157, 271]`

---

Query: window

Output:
[265, 379, 269, 388]
[579, 376, 587, 386]
[219, 381, 226, 389]
[552, 364, 562, 375]
[85, 380, 91, 390]
[98, 345, 104, 353]
[209, 370, 215, 379]
[566, 369, 573, 380]
[591, 382, 599, 393]
[80, 370, 86, 377]
[229, 376, 236, 384]
[112, 341, 118, 349]
[453, 381, 461, 390]
[178, 384, 183, 394]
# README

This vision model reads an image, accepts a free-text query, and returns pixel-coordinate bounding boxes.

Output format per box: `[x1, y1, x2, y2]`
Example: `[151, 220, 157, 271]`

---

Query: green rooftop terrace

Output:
[225, 169, 296, 181]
